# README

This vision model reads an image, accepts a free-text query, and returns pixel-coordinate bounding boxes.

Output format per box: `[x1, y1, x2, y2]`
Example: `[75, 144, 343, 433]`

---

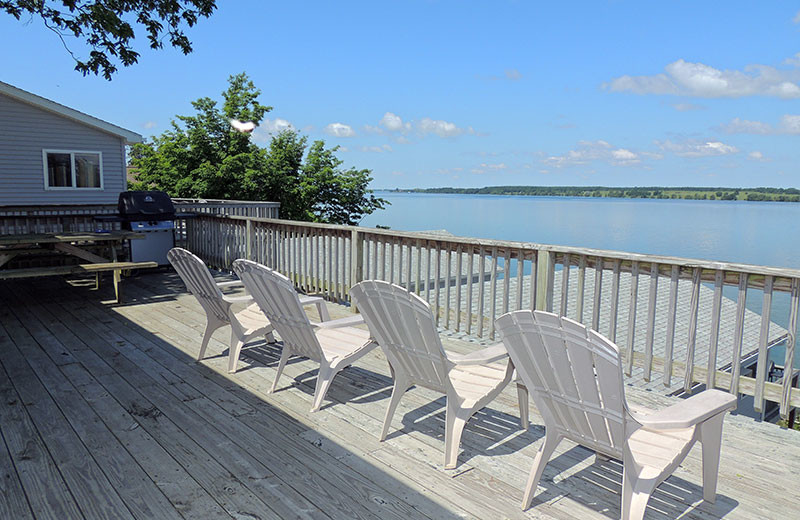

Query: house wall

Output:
[0, 93, 127, 205]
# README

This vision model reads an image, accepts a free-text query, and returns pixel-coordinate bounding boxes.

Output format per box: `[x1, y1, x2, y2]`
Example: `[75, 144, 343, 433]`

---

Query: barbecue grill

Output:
[95, 191, 195, 265]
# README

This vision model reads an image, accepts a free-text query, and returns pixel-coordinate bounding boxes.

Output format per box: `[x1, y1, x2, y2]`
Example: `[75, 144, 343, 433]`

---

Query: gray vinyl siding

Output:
[0, 93, 127, 205]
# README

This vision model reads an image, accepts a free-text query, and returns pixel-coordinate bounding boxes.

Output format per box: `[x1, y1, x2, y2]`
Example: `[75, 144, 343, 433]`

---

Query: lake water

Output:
[361, 192, 800, 369]
[362, 192, 800, 269]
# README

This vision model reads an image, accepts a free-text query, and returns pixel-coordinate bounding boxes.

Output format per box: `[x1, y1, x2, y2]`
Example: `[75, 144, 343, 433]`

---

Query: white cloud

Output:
[718, 114, 800, 134]
[471, 163, 508, 174]
[418, 117, 470, 137]
[324, 122, 355, 138]
[718, 117, 772, 134]
[656, 139, 738, 157]
[505, 69, 522, 81]
[367, 112, 476, 139]
[672, 102, 705, 111]
[543, 140, 648, 168]
[748, 151, 768, 161]
[607, 58, 800, 98]
[251, 118, 295, 143]
[380, 112, 411, 133]
[143, 121, 157, 129]
[360, 144, 393, 153]
[794, 10, 800, 24]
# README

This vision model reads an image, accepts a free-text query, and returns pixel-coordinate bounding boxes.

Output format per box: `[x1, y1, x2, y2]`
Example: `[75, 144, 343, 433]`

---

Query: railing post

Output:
[535, 250, 552, 310]
[350, 228, 364, 309]
[245, 218, 253, 260]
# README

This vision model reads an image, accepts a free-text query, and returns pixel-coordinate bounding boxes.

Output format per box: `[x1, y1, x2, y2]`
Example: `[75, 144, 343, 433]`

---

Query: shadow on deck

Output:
[0, 270, 796, 519]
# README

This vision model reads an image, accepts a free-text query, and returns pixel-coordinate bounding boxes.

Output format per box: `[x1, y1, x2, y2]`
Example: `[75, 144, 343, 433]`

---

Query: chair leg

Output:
[310, 364, 336, 412]
[228, 329, 245, 373]
[517, 382, 529, 430]
[444, 402, 471, 469]
[522, 432, 561, 510]
[198, 318, 223, 361]
[699, 413, 725, 503]
[265, 329, 276, 343]
[621, 466, 655, 520]
[270, 347, 292, 393]
[380, 376, 411, 441]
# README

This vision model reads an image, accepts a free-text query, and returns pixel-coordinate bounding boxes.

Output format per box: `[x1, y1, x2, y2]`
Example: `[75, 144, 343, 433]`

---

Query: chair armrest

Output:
[449, 343, 509, 366]
[311, 314, 365, 329]
[217, 280, 244, 288]
[222, 294, 253, 304]
[634, 389, 737, 430]
[299, 294, 324, 305]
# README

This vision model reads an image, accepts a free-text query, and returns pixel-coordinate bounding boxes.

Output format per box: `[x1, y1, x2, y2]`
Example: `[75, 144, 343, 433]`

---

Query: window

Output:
[43, 150, 103, 189]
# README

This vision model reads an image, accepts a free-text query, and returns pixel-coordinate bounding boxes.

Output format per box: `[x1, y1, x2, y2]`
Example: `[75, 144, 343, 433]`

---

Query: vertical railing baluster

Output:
[545, 252, 555, 313]
[644, 262, 658, 382]
[663, 265, 679, 387]
[683, 267, 702, 394]
[624, 261, 640, 376]
[455, 245, 463, 331]
[389, 239, 395, 284]
[502, 249, 511, 316]
[515, 249, 524, 311]
[529, 251, 538, 311]
[434, 245, 442, 325]
[425, 242, 432, 302]
[489, 248, 499, 339]
[706, 270, 724, 390]
[609, 259, 621, 342]
[576, 255, 586, 323]
[444, 245, 452, 328]
[781, 278, 799, 419]
[414, 240, 421, 295]
[592, 257, 603, 331]
[730, 273, 748, 397]
[466, 247, 474, 335]
[560, 253, 570, 316]
[477, 246, 486, 337]
[754, 275, 774, 413]
[405, 241, 412, 291]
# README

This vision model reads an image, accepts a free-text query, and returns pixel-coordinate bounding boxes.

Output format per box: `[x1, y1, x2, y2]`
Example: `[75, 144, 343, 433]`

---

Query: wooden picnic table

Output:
[0, 231, 157, 302]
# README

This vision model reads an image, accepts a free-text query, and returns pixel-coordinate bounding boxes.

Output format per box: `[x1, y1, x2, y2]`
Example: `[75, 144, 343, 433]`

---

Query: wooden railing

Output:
[0, 204, 120, 234]
[172, 198, 280, 218]
[186, 213, 800, 420]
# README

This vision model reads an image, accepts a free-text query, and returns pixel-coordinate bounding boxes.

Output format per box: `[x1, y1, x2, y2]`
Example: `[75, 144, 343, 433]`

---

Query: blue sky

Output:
[2, 1, 800, 189]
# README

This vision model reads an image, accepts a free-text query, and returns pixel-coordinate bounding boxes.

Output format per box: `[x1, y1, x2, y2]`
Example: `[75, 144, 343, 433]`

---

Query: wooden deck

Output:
[0, 271, 798, 520]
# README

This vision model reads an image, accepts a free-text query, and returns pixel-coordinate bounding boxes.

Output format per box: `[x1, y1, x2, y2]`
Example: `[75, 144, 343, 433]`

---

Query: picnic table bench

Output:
[0, 231, 158, 303]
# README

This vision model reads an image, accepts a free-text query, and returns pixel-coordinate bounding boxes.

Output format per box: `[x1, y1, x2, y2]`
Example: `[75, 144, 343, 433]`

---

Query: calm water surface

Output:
[362, 192, 800, 268]
[362, 192, 800, 368]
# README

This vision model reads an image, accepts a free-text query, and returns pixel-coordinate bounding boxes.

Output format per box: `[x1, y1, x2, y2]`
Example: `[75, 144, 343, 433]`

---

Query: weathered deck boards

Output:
[0, 271, 798, 519]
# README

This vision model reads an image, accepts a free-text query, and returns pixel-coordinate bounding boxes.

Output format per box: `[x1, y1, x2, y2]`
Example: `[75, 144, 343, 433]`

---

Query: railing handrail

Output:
[215, 213, 800, 282]
[172, 198, 280, 208]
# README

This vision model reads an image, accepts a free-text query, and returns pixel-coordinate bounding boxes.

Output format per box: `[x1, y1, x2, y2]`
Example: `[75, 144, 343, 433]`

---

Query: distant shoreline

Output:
[381, 186, 800, 202]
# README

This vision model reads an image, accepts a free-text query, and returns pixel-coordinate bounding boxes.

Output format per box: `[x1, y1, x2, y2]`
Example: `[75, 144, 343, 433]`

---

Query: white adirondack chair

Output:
[168, 247, 279, 373]
[232, 259, 378, 412]
[168, 249, 331, 373]
[495, 310, 737, 519]
[350, 280, 529, 469]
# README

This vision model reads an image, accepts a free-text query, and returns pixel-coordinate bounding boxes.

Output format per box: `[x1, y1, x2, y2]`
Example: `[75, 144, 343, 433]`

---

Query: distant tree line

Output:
[392, 186, 800, 203]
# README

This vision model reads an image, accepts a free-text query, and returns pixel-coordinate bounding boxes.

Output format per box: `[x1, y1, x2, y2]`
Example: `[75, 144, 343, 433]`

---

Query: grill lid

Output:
[117, 190, 175, 219]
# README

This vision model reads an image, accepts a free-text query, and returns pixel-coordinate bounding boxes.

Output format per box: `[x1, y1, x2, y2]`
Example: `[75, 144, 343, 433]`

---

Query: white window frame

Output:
[42, 149, 104, 190]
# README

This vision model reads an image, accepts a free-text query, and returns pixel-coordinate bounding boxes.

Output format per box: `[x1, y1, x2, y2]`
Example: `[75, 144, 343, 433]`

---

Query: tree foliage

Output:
[130, 73, 387, 225]
[1, 0, 216, 79]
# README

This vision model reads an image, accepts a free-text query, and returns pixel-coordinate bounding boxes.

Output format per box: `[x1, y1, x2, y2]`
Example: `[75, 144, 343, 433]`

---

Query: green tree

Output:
[130, 73, 386, 225]
[1, 0, 216, 79]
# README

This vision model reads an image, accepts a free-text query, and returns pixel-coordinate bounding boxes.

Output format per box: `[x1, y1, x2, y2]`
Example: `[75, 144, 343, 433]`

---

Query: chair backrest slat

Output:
[351, 280, 450, 390]
[233, 259, 322, 360]
[168, 247, 229, 322]
[496, 310, 626, 457]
